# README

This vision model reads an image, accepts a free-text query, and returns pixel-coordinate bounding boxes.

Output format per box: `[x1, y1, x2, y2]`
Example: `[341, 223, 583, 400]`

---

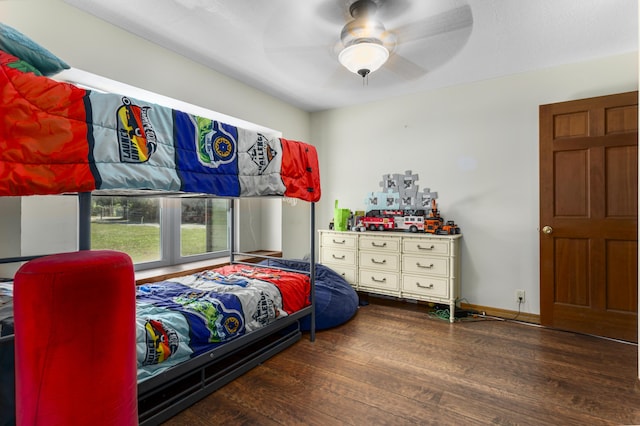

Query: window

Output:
[91, 196, 229, 269]
[180, 198, 229, 256]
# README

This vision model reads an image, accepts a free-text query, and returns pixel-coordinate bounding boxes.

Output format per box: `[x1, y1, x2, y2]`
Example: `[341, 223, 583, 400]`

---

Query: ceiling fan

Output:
[337, 0, 395, 78]
[333, 0, 474, 81]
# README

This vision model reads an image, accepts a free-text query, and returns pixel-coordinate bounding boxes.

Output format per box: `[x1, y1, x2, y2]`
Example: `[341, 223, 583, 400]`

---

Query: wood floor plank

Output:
[163, 298, 640, 426]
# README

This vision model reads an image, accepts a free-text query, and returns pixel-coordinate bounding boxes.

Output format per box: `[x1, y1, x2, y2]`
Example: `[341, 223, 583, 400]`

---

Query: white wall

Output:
[0, 196, 77, 277]
[285, 198, 319, 259]
[0, 198, 22, 278]
[311, 52, 638, 314]
[21, 197, 78, 255]
[1, 0, 313, 257]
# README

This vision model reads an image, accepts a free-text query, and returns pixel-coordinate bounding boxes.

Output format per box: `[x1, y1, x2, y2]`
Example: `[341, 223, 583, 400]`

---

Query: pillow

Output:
[0, 22, 69, 76]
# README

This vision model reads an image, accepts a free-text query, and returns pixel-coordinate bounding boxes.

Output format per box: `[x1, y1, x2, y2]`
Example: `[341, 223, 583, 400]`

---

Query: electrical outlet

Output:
[516, 289, 525, 304]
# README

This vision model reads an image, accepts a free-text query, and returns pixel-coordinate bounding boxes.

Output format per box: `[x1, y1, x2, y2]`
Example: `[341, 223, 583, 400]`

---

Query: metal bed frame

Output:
[0, 192, 316, 425]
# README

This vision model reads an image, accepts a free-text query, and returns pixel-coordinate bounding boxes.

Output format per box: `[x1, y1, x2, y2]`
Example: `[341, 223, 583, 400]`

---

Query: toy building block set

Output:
[350, 170, 461, 235]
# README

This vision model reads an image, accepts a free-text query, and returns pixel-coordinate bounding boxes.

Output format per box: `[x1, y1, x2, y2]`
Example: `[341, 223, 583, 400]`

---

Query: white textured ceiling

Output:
[64, 0, 638, 112]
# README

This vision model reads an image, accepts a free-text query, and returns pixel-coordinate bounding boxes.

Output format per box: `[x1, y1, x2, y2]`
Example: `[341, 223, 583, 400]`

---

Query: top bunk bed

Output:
[0, 27, 320, 201]
[0, 22, 327, 425]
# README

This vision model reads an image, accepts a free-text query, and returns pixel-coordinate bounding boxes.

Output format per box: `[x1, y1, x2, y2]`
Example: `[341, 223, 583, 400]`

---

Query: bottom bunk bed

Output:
[0, 197, 318, 426]
[0, 256, 316, 425]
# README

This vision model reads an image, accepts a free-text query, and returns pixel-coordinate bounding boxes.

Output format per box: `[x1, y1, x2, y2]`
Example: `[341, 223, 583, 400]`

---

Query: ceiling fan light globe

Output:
[338, 42, 389, 76]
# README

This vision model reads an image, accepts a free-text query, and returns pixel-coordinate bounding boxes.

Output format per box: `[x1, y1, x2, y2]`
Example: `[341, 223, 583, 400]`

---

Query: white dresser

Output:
[319, 230, 461, 322]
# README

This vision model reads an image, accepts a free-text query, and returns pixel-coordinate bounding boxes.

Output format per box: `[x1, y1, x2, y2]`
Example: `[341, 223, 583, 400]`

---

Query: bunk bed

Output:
[0, 22, 322, 425]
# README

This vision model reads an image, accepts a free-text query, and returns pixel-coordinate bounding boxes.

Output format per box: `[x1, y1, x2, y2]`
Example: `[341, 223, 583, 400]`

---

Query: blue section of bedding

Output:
[173, 111, 241, 196]
[137, 281, 246, 358]
[260, 259, 358, 330]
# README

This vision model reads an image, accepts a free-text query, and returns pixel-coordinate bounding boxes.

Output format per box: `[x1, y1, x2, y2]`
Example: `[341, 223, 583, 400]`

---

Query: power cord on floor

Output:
[425, 298, 481, 322]
[424, 297, 530, 324]
[426, 299, 635, 345]
[427, 307, 451, 321]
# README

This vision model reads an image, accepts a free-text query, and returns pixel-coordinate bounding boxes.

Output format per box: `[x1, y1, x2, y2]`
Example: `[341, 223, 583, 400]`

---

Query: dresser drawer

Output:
[326, 265, 357, 285]
[402, 274, 449, 298]
[403, 255, 449, 277]
[321, 233, 357, 250]
[359, 269, 399, 291]
[403, 238, 450, 256]
[359, 235, 400, 253]
[321, 248, 357, 267]
[359, 251, 400, 272]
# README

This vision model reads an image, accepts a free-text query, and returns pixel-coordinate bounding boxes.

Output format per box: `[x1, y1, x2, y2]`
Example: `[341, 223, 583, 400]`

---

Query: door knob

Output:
[542, 226, 553, 234]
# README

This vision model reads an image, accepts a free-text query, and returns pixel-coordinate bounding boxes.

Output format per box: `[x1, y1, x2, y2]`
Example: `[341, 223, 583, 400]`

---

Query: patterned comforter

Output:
[135, 264, 310, 381]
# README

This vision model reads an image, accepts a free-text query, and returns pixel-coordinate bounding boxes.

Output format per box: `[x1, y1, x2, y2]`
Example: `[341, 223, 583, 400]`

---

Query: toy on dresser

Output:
[354, 170, 461, 235]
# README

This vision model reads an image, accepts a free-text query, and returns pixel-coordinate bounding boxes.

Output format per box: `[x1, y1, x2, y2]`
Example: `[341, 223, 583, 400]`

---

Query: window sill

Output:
[135, 250, 282, 284]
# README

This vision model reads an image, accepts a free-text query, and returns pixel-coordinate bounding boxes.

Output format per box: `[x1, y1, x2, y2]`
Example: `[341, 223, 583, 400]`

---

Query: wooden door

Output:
[540, 91, 638, 343]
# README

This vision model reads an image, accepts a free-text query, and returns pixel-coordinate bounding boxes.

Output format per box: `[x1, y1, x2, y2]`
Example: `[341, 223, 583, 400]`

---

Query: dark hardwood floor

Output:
[163, 297, 640, 425]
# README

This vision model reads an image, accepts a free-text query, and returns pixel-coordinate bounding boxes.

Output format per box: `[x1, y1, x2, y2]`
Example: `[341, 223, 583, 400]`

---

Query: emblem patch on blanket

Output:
[142, 319, 179, 366]
[192, 117, 237, 168]
[174, 292, 245, 343]
[116, 97, 158, 163]
[252, 291, 280, 326]
[248, 133, 277, 174]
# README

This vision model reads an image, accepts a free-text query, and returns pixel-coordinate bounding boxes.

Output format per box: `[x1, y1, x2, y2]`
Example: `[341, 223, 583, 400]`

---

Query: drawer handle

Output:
[371, 276, 387, 283]
[417, 244, 435, 251]
[332, 254, 346, 260]
[416, 262, 434, 269]
[417, 283, 434, 289]
[371, 242, 387, 247]
[371, 258, 387, 265]
[332, 239, 346, 244]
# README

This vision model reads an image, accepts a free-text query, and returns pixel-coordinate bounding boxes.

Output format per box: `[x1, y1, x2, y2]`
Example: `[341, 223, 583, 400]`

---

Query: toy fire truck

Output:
[354, 171, 461, 235]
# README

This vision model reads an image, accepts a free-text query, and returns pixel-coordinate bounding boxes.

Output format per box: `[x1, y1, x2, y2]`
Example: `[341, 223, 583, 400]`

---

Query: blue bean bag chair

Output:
[260, 259, 358, 331]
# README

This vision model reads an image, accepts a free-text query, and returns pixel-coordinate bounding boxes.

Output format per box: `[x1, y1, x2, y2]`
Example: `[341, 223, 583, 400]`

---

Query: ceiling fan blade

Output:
[385, 53, 427, 80]
[393, 4, 473, 44]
